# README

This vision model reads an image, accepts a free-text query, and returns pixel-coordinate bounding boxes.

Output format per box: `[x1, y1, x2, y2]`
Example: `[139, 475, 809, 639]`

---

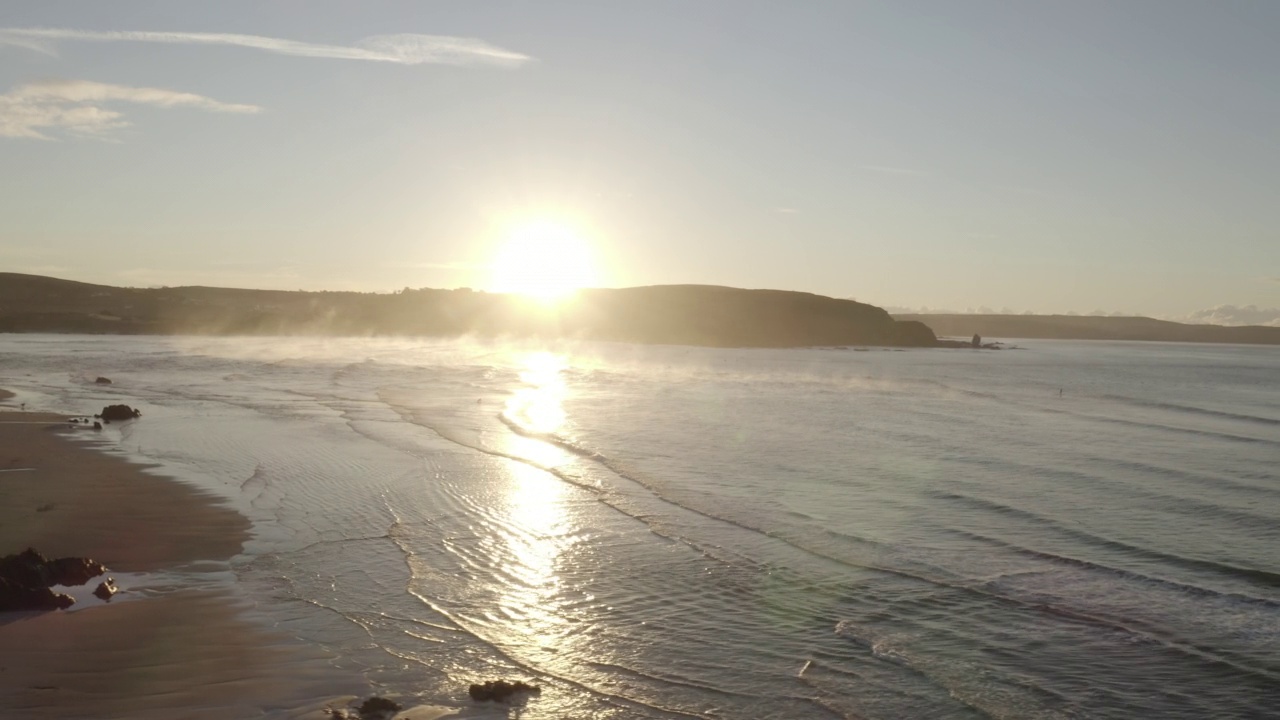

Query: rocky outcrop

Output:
[562, 286, 940, 348]
[2, 548, 106, 587]
[99, 404, 141, 421]
[94, 376, 112, 384]
[469, 679, 542, 703]
[890, 320, 939, 347]
[0, 581, 74, 611]
[0, 548, 107, 612]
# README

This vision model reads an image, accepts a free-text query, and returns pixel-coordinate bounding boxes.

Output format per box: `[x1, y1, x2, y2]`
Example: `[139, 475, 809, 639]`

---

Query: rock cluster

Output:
[0, 548, 107, 612]
[468, 679, 542, 703]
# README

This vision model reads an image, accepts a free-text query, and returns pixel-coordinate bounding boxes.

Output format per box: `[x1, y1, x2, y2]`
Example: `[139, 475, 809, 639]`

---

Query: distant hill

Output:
[895, 313, 1280, 346]
[0, 273, 938, 348]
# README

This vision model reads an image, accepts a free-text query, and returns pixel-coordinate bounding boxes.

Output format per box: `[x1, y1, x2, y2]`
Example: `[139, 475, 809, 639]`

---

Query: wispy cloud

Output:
[0, 32, 57, 56]
[0, 27, 533, 67]
[0, 78, 259, 139]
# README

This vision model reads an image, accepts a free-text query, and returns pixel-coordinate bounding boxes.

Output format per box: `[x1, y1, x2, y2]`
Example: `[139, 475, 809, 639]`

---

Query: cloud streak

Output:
[0, 27, 533, 67]
[0, 79, 260, 139]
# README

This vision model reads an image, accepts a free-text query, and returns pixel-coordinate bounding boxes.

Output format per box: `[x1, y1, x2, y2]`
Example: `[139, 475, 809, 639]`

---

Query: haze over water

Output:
[4, 335, 1278, 718]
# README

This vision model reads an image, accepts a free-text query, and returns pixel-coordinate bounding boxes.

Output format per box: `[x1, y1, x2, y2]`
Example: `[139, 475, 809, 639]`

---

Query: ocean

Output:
[2, 334, 1278, 719]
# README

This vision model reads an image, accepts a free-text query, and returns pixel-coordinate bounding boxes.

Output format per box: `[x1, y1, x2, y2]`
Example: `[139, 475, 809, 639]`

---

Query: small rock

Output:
[95, 377, 112, 385]
[93, 578, 118, 601]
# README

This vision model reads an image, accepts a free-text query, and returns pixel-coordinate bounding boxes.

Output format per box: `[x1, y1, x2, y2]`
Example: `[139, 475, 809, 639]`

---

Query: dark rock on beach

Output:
[0, 548, 107, 612]
[2, 548, 106, 587]
[0, 581, 74, 611]
[99, 404, 141, 421]
[469, 679, 542, 703]
[94, 376, 112, 384]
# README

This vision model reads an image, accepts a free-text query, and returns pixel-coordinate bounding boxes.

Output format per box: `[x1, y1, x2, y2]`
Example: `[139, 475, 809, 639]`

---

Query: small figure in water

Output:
[1058, 388, 1063, 397]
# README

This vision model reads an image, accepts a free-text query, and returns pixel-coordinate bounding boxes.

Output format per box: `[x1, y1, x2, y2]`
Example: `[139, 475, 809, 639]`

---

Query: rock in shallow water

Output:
[99, 404, 141, 421]
[93, 577, 118, 601]
[468, 679, 542, 703]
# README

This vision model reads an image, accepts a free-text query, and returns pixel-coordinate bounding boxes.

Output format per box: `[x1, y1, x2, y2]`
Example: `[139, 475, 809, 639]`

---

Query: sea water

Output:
[1, 335, 1277, 719]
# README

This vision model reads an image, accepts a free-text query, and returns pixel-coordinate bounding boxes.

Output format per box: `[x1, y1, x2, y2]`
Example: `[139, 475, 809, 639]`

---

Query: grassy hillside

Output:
[0, 273, 938, 348]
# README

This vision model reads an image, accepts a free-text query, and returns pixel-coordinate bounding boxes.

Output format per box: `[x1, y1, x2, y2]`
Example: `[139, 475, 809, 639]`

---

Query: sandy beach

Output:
[0, 398, 361, 719]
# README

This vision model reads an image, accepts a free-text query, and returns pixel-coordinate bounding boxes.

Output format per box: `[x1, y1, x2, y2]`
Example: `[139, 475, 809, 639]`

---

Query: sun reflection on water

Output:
[492, 351, 590, 681]
[506, 351, 569, 436]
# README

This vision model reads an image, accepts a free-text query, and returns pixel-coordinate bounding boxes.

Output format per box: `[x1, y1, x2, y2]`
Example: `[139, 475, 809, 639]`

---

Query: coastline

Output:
[0, 398, 363, 718]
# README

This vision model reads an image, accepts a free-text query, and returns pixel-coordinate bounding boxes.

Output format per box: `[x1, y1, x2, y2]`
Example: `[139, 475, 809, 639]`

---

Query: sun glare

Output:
[489, 221, 598, 302]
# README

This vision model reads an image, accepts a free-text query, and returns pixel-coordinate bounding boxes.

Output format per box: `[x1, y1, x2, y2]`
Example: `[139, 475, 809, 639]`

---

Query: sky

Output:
[1, 1, 1278, 322]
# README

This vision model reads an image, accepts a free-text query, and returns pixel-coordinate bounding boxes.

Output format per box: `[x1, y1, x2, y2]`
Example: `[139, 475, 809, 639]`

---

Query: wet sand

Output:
[0, 412, 248, 571]
[0, 405, 358, 719]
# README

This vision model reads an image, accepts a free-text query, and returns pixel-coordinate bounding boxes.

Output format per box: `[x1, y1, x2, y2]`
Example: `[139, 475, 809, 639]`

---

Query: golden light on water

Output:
[488, 220, 599, 303]
[494, 457, 586, 678]
[505, 351, 569, 435]
[492, 351, 588, 677]
[504, 459, 567, 585]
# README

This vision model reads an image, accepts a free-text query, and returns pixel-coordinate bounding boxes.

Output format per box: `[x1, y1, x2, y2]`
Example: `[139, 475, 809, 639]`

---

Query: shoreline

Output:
[0, 399, 366, 718]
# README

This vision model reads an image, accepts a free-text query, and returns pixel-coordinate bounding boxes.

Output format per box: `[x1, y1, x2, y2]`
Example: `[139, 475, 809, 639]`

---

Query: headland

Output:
[0, 273, 938, 348]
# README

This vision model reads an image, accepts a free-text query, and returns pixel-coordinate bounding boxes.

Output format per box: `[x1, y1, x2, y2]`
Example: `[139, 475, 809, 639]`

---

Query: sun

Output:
[489, 220, 598, 302]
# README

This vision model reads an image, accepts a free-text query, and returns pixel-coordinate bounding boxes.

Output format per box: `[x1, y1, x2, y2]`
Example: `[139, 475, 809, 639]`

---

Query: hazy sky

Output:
[2, 1, 1278, 319]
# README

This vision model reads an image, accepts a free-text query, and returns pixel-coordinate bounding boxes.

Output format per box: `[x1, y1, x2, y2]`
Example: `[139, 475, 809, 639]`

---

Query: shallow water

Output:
[3, 335, 1278, 718]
